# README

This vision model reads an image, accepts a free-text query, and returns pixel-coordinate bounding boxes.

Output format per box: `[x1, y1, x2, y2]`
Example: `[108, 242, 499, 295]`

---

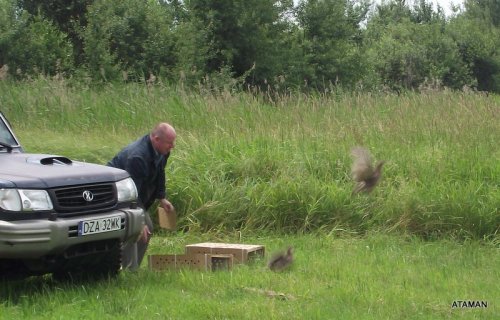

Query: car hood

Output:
[0, 153, 129, 189]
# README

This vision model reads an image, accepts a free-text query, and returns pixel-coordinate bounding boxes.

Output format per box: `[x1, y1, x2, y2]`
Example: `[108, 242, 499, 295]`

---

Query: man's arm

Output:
[125, 156, 151, 243]
[155, 153, 169, 200]
[125, 156, 148, 207]
[157, 154, 173, 212]
[156, 162, 166, 199]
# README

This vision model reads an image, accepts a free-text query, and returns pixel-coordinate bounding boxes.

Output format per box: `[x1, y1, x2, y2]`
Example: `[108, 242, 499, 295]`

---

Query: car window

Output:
[0, 118, 17, 145]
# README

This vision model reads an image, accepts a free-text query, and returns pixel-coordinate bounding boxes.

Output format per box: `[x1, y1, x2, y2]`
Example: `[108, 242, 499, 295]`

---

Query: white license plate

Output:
[78, 215, 122, 236]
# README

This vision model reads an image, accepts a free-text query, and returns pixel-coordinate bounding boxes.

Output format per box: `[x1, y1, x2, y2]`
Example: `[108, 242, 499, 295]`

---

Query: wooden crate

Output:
[184, 243, 265, 264]
[148, 253, 233, 271]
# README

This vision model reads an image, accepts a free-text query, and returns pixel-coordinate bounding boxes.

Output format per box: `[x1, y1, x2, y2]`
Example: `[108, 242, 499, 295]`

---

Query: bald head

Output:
[150, 123, 176, 155]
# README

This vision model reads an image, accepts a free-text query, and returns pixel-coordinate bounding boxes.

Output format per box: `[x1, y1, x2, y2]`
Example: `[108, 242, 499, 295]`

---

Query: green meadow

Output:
[1, 233, 498, 319]
[1, 79, 498, 238]
[0, 79, 499, 318]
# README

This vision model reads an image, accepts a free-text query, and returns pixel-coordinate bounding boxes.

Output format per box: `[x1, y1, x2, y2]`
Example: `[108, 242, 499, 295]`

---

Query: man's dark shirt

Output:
[107, 134, 169, 210]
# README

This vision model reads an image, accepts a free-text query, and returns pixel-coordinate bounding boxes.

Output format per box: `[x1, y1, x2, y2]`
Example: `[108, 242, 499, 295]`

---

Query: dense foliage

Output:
[1, 0, 500, 92]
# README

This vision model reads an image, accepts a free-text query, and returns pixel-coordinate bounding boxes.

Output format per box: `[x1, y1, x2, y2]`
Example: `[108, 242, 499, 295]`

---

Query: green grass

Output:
[1, 233, 498, 319]
[1, 79, 498, 238]
[0, 80, 499, 318]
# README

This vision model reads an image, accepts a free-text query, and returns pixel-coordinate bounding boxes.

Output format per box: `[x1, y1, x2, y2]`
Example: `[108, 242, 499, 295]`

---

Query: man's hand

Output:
[139, 225, 151, 243]
[159, 198, 175, 213]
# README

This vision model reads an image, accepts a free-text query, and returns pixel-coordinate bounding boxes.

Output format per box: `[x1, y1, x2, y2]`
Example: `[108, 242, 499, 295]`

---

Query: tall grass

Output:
[0, 78, 498, 239]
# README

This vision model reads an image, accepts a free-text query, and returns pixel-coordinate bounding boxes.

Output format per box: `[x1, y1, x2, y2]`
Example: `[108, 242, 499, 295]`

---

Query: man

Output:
[108, 123, 176, 270]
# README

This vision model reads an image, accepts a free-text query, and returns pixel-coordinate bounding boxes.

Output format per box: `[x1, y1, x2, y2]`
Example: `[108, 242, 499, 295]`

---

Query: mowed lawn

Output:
[1, 233, 498, 319]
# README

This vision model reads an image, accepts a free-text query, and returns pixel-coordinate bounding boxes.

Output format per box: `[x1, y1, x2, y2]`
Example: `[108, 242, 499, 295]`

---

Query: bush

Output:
[0, 10, 73, 78]
[82, 0, 177, 82]
[364, 19, 475, 91]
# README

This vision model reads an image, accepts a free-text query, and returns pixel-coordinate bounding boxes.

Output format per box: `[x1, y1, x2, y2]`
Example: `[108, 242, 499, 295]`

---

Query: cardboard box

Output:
[184, 243, 265, 264]
[148, 253, 233, 271]
[158, 206, 176, 230]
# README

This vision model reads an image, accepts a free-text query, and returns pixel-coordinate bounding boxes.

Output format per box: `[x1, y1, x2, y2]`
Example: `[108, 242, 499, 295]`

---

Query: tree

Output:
[179, 0, 296, 89]
[365, 20, 474, 91]
[0, 0, 19, 67]
[83, 0, 177, 82]
[452, 0, 500, 92]
[19, 0, 92, 64]
[363, 0, 474, 91]
[0, 1, 74, 78]
[464, 0, 500, 27]
[295, 0, 369, 90]
[448, 13, 500, 92]
[411, 0, 446, 23]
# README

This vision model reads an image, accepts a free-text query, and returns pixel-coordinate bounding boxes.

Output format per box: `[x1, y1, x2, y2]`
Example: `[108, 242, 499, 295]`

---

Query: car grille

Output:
[51, 183, 117, 212]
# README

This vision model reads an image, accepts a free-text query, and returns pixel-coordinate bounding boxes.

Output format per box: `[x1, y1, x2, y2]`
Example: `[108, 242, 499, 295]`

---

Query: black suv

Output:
[0, 112, 144, 279]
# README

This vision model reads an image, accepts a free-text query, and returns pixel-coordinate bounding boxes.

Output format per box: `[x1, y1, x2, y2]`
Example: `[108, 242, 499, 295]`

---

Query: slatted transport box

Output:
[148, 242, 265, 271]
[148, 253, 233, 271]
[184, 243, 265, 264]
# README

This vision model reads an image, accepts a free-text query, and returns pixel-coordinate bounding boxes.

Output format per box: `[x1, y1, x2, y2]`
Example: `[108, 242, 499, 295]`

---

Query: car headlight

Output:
[116, 177, 138, 203]
[0, 188, 53, 211]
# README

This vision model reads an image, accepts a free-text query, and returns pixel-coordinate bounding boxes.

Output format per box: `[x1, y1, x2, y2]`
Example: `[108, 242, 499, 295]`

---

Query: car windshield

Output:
[0, 117, 17, 146]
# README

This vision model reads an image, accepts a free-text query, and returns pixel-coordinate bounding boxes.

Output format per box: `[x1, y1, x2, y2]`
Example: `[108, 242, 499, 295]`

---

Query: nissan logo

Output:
[82, 190, 94, 202]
